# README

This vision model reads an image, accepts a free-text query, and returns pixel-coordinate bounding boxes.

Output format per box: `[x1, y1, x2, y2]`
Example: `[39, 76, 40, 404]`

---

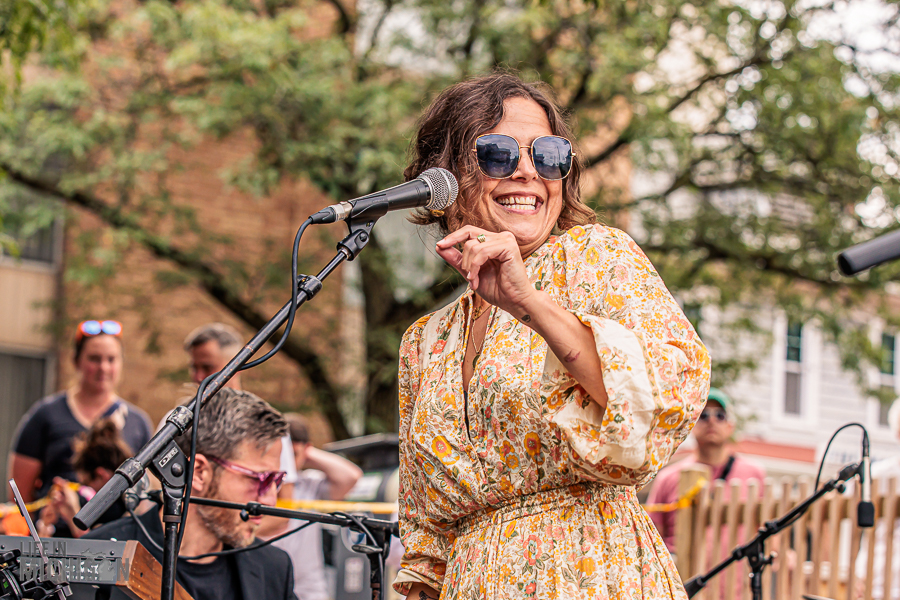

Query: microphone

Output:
[310, 167, 458, 224]
[858, 436, 875, 528]
[838, 229, 900, 275]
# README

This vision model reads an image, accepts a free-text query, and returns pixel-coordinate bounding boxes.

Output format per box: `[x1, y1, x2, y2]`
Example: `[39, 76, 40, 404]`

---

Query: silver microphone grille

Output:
[417, 167, 459, 211]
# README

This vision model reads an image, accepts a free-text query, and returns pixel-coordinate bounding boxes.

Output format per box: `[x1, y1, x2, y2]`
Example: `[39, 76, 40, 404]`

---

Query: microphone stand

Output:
[74, 217, 382, 600]
[683, 462, 862, 600]
[187, 497, 398, 600]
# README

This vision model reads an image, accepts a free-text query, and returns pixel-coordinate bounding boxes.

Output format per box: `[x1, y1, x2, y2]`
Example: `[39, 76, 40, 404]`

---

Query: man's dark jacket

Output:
[82, 507, 297, 600]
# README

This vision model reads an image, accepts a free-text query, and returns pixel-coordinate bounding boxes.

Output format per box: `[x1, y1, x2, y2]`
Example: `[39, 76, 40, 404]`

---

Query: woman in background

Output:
[8, 320, 151, 533]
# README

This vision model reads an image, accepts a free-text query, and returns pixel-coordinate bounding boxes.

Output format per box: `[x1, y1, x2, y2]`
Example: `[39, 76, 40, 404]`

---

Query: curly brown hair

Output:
[405, 71, 597, 235]
[72, 419, 133, 476]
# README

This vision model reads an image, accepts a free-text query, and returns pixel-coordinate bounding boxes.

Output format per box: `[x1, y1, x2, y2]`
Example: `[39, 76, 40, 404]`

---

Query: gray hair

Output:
[183, 323, 243, 354]
[174, 387, 287, 460]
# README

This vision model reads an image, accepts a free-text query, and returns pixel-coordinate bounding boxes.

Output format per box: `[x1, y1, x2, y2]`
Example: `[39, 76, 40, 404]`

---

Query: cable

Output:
[813, 422, 869, 491]
[763, 422, 870, 535]
[129, 508, 165, 554]
[176, 373, 211, 552]
[128, 509, 312, 560]
[180, 521, 313, 561]
[333, 511, 386, 590]
[175, 217, 314, 553]
[332, 512, 379, 547]
[241, 217, 312, 369]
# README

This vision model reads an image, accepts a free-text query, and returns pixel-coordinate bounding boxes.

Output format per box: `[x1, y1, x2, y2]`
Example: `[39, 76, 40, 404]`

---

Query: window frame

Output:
[770, 312, 821, 426]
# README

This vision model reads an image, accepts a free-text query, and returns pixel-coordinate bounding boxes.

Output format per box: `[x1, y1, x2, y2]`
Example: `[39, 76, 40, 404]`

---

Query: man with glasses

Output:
[84, 387, 297, 600]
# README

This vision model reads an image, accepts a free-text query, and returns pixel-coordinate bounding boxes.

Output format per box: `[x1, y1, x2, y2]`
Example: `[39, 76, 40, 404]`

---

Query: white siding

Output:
[705, 305, 900, 474]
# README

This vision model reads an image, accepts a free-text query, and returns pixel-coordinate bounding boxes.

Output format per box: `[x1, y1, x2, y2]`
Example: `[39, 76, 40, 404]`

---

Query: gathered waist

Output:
[457, 481, 637, 537]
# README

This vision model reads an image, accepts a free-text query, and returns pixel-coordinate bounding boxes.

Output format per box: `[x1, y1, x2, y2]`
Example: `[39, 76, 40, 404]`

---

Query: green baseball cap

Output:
[706, 388, 731, 414]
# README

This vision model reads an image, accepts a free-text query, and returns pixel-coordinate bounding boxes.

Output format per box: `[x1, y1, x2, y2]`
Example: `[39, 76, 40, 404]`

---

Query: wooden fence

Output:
[670, 465, 899, 600]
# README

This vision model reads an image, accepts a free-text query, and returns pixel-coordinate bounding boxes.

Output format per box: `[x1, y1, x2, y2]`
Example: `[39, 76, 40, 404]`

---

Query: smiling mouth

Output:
[494, 195, 542, 214]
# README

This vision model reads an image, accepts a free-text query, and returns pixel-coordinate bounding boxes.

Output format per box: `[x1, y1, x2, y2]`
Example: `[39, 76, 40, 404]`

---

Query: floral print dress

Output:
[392, 224, 710, 600]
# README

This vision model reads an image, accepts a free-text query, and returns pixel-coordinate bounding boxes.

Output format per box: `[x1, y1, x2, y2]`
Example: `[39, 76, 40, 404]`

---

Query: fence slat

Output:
[792, 477, 810, 600]
[725, 479, 741, 600]
[693, 482, 712, 600]
[676, 465, 708, 577]
[881, 477, 897, 600]
[760, 478, 775, 600]
[809, 486, 825, 598]
[777, 478, 793, 600]
[864, 479, 880, 600]
[828, 490, 843, 599]
[848, 483, 862, 600]
[742, 479, 760, 600]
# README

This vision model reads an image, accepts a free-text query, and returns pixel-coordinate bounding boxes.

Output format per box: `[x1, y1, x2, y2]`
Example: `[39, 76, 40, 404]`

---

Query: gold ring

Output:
[477, 234, 486, 243]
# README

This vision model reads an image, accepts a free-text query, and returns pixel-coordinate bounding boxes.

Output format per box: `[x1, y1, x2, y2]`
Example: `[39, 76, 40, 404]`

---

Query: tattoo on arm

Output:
[418, 592, 438, 600]
[521, 314, 531, 323]
[563, 350, 580, 363]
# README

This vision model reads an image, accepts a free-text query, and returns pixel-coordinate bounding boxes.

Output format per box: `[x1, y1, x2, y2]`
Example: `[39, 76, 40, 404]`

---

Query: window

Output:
[15, 225, 56, 263]
[881, 333, 895, 375]
[784, 320, 803, 415]
[786, 321, 803, 362]
[0, 352, 48, 486]
[1, 196, 59, 264]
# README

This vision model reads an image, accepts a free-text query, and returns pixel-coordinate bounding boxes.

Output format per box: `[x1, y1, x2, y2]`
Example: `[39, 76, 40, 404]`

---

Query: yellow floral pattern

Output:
[394, 225, 710, 599]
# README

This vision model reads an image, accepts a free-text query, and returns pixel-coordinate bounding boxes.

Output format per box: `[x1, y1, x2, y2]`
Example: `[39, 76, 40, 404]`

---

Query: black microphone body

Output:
[310, 167, 458, 224]
[838, 229, 900, 275]
[858, 451, 875, 528]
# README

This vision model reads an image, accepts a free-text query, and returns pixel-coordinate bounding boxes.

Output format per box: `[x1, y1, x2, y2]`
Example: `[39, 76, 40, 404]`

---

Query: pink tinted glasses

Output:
[207, 456, 287, 496]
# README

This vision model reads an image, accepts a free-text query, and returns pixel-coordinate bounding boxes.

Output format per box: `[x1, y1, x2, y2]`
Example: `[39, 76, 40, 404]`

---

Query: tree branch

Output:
[583, 134, 630, 169]
[324, 0, 352, 35]
[2, 164, 351, 439]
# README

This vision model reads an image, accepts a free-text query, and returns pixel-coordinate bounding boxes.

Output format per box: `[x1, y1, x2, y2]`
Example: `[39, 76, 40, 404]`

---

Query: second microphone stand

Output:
[683, 462, 862, 600]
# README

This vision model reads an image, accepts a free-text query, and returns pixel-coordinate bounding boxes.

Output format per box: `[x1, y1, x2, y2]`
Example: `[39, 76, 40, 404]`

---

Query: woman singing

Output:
[393, 72, 710, 600]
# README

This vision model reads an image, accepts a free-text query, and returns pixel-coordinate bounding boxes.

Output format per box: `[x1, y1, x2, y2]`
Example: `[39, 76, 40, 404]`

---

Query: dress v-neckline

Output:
[462, 294, 493, 391]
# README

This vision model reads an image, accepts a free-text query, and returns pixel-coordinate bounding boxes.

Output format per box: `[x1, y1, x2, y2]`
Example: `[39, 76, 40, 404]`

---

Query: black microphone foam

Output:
[74, 474, 130, 529]
[838, 229, 900, 275]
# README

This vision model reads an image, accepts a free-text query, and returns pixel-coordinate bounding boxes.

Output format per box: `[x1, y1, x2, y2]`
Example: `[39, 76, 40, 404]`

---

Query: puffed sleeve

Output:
[543, 225, 710, 484]
[392, 315, 454, 596]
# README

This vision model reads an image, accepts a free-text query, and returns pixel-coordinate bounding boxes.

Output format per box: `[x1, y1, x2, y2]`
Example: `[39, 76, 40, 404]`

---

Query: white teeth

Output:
[495, 196, 537, 207]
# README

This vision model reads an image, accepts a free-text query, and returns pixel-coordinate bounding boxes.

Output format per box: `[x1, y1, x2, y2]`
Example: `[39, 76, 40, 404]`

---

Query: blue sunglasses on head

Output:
[76, 320, 122, 342]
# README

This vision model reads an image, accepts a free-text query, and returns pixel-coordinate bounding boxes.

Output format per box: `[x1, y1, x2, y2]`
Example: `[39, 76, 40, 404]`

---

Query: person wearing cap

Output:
[8, 320, 152, 509]
[646, 388, 765, 596]
[647, 388, 764, 550]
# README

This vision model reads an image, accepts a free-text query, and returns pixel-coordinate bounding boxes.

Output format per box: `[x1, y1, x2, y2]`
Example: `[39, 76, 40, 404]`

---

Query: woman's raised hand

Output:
[435, 226, 537, 318]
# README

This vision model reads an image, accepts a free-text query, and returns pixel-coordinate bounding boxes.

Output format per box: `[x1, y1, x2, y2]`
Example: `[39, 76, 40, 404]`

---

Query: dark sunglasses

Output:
[76, 320, 123, 342]
[698, 409, 728, 423]
[207, 456, 287, 496]
[473, 134, 575, 181]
